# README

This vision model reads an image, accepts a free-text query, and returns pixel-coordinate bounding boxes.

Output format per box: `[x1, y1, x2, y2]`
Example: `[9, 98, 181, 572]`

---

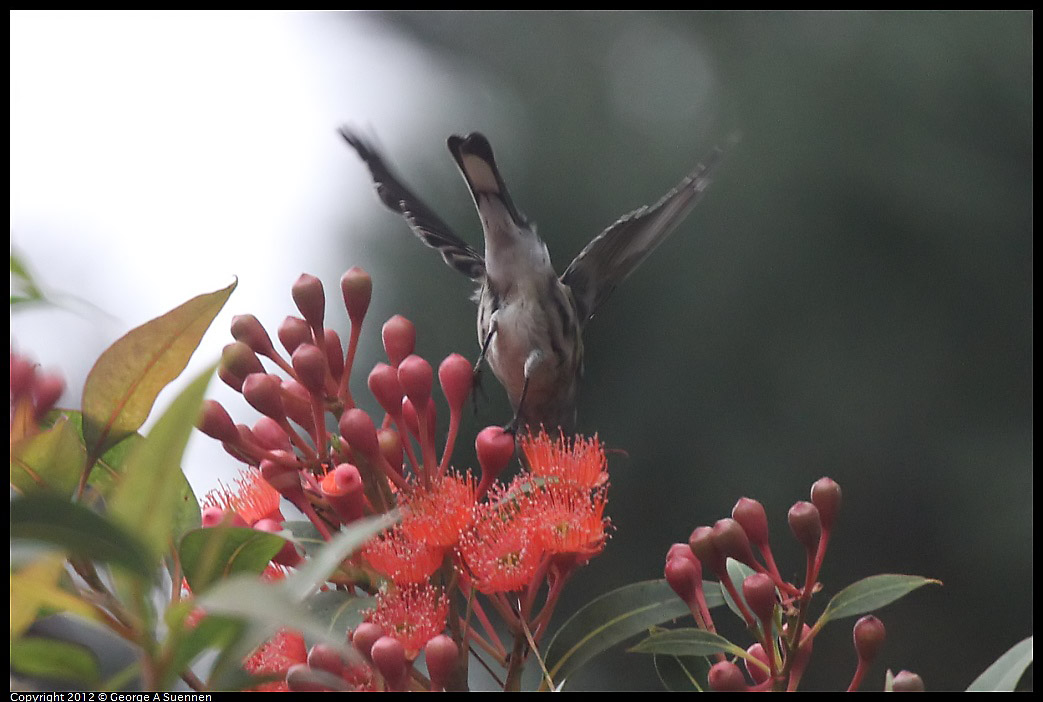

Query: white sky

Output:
[10, 10, 492, 496]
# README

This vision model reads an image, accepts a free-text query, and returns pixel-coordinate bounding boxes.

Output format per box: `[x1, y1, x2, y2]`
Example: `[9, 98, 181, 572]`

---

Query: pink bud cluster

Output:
[196, 268, 613, 691]
[197, 269, 478, 543]
[10, 348, 65, 441]
[665, 477, 859, 691]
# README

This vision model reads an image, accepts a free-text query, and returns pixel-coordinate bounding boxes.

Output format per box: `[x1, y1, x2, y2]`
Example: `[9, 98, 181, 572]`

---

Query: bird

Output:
[340, 128, 725, 433]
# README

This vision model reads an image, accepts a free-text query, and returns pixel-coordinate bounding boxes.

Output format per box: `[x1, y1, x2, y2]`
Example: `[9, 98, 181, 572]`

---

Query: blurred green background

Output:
[11, 10, 1031, 691]
[331, 11, 1032, 691]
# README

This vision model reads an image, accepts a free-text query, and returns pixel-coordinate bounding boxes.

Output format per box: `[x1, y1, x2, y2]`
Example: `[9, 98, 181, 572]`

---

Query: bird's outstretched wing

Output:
[561, 144, 727, 325]
[340, 128, 486, 281]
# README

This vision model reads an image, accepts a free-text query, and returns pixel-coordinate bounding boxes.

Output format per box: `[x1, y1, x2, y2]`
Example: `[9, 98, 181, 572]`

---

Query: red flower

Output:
[201, 468, 283, 526]
[362, 526, 445, 585]
[365, 583, 449, 658]
[244, 628, 307, 692]
[525, 486, 609, 561]
[520, 430, 608, 489]
[458, 497, 544, 594]
[401, 471, 476, 549]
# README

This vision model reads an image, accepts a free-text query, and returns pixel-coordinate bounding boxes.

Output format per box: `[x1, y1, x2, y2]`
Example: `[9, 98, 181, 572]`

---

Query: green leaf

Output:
[721, 558, 757, 622]
[107, 364, 215, 559]
[653, 650, 709, 691]
[10, 250, 47, 308]
[163, 601, 245, 689]
[282, 519, 328, 558]
[629, 627, 743, 658]
[817, 574, 941, 625]
[81, 280, 235, 457]
[543, 578, 725, 689]
[42, 410, 201, 542]
[304, 589, 371, 638]
[10, 415, 87, 498]
[10, 635, 101, 686]
[10, 554, 101, 637]
[10, 493, 155, 578]
[197, 575, 361, 671]
[966, 635, 1033, 692]
[179, 527, 287, 593]
[286, 513, 397, 599]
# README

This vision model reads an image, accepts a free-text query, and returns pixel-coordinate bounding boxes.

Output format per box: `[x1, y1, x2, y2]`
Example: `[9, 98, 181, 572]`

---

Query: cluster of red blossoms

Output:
[196, 268, 612, 691]
[10, 348, 65, 442]
[664, 478, 924, 692]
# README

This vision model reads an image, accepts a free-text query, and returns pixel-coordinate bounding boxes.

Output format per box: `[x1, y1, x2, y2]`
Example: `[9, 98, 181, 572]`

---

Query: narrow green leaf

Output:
[10, 636, 101, 686]
[721, 558, 757, 621]
[10, 251, 47, 307]
[966, 636, 1033, 692]
[653, 650, 709, 691]
[10, 554, 101, 637]
[817, 574, 941, 625]
[107, 364, 215, 559]
[81, 280, 235, 457]
[10, 493, 154, 578]
[629, 627, 743, 657]
[42, 410, 201, 541]
[10, 415, 87, 497]
[179, 527, 287, 593]
[282, 519, 327, 557]
[163, 601, 245, 689]
[197, 576, 361, 664]
[305, 589, 371, 638]
[543, 579, 725, 689]
[286, 513, 397, 599]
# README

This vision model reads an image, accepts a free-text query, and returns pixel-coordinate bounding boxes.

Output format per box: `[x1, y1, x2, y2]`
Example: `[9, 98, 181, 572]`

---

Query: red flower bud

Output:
[398, 354, 433, 411]
[221, 342, 264, 384]
[324, 328, 344, 380]
[370, 636, 407, 690]
[664, 555, 702, 607]
[438, 354, 472, 416]
[745, 643, 770, 684]
[367, 363, 403, 416]
[742, 572, 777, 624]
[10, 352, 36, 400]
[307, 642, 347, 677]
[688, 526, 725, 577]
[341, 267, 372, 328]
[320, 464, 366, 524]
[708, 661, 748, 692]
[286, 663, 345, 692]
[197, 400, 239, 443]
[424, 634, 459, 691]
[381, 315, 415, 367]
[291, 344, 327, 394]
[32, 372, 65, 419]
[853, 615, 886, 663]
[891, 670, 925, 692]
[339, 408, 380, 459]
[810, 477, 842, 530]
[732, 497, 770, 547]
[231, 314, 277, 358]
[475, 426, 515, 497]
[377, 428, 403, 474]
[291, 273, 326, 330]
[242, 373, 286, 421]
[712, 518, 758, 568]
[278, 316, 312, 355]
[351, 622, 383, 662]
[252, 417, 292, 452]
[787, 501, 822, 552]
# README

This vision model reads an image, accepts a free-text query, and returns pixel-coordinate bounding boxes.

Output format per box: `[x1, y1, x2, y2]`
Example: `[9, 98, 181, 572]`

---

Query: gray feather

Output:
[340, 128, 486, 281]
[561, 144, 727, 325]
